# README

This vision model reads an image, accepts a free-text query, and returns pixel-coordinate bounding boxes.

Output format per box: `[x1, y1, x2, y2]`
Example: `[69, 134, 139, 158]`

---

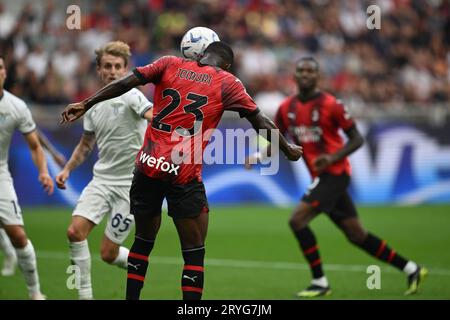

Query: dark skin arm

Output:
[60, 73, 142, 123]
[246, 112, 302, 161]
[313, 126, 364, 173]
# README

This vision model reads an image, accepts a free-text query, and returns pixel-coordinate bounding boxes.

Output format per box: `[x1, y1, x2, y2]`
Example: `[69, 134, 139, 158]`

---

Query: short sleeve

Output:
[126, 89, 153, 118]
[83, 110, 94, 133]
[222, 77, 259, 118]
[332, 99, 355, 131]
[18, 105, 36, 134]
[133, 56, 176, 85]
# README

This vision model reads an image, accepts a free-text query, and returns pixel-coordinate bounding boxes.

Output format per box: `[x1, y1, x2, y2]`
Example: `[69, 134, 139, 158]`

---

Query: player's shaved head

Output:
[296, 57, 319, 71]
[202, 41, 234, 70]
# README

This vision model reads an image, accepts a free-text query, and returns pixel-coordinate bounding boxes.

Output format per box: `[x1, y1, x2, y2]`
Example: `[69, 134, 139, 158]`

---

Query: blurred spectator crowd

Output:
[0, 0, 449, 116]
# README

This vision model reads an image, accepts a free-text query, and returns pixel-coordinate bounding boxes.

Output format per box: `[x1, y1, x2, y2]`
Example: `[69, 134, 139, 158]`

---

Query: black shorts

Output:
[301, 173, 358, 223]
[130, 170, 209, 219]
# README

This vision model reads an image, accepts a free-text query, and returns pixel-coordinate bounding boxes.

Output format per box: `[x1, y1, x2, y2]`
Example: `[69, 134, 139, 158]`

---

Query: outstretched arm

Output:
[37, 129, 67, 167]
[23, 131, 54, 195]
[246, 112, 302, 161]
[55, 132, 96, 189]
[60, 73, 142, 124]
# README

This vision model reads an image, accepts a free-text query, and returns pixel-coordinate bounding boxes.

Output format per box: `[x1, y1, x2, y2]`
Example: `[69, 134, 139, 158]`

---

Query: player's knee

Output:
[345, 228, 367, 245]
[289, 211, 308, 231]
[67, 225, 86, 242]
[8, 229, 28, 248]
[100, 247, 118, 264]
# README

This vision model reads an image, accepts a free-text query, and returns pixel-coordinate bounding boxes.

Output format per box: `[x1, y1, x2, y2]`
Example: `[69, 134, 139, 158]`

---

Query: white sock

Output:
[403, 261, 418, 275]
[69, 240, 93, 299]
[0, 228, 16, 259]
[15, 240, 41, 297]
[311, 276, 329, 288]
[112, 246, 129, 269]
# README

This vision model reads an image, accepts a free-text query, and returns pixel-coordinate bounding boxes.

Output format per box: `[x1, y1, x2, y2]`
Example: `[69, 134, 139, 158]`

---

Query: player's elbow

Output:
[249, 112, 275, 133]
[354, 134, 364, 149]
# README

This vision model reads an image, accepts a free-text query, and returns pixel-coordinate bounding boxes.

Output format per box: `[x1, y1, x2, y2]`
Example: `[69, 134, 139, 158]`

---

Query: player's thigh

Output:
[129, 170, 165, 239]
[165, 179, 209, 220]
[327, 190, 359, 225]
[104, 186, 134, 245]
[130, 170, 165, 217]
[303, 173, 349, 214]
[166, 180, 209, 248]
[72, 181, 111, 228]
[0, 183, 24, 227]
[328, 192, 366, 243]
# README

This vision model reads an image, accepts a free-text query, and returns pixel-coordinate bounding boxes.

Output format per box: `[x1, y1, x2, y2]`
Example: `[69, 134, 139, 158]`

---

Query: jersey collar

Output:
[297, 90, 322, 103]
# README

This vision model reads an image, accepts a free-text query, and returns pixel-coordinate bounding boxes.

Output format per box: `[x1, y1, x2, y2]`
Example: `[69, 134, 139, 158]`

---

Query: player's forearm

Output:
[64, 142, 93, 172]
[247, 112, 291, 157]
[331, 129, 364, 162]
[83, 74, 141, 110]
[30, 146, 49, 176]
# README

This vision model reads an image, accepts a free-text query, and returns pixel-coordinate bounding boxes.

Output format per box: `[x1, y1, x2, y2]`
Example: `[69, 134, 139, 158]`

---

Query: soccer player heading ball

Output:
[60, 40, 302, 300]
[180, 26, 220, 60]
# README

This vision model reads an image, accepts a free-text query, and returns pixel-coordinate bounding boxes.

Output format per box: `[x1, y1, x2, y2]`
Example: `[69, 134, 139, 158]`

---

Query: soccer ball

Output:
[180, 27, 220, 60]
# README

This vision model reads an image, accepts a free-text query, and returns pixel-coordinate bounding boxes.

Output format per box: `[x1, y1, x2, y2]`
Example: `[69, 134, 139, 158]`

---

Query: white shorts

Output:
[0, 180, 24, 226]
[73, 180, 134, 244]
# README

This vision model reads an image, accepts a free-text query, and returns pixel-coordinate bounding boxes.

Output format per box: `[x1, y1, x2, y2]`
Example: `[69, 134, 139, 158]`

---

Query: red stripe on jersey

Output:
[304, 245, 319, 255]
[182, 286, 203, 293]
[183, 265, 204, 272]
[128, 252, 148, 262]
[376, 240, 387, 258]
[127, 274, 145, 282]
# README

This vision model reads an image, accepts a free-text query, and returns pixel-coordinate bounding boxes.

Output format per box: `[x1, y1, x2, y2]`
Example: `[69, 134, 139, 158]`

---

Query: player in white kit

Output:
[0, 55, 54, 300]
[55, 41, 152, 300]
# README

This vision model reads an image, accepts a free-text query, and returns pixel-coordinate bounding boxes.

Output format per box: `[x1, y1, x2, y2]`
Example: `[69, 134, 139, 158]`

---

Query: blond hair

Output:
[95, 41, 131, 67]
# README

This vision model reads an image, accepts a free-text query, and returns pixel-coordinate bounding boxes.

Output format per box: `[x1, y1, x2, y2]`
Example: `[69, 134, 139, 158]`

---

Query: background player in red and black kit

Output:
[246, 57, 426, 297]
[60, 42, 302, 300]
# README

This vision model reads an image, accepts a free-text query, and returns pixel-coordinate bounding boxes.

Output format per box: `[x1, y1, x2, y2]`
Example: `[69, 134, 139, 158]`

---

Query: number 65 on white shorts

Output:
[73, 181, 134, 244]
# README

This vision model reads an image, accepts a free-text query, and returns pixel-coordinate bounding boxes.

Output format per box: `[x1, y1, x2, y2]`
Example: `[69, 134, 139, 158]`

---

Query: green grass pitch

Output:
[1, 205, 449, 300]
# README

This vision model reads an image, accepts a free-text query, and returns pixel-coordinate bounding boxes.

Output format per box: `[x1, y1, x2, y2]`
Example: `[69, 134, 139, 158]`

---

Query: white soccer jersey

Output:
[84, 88, 152, 186]
[0, 90, 36, 199]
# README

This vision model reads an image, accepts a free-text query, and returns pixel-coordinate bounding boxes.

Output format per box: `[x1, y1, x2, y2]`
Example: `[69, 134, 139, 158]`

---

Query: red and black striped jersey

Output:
[275, 92, 355, 177]
[133, 56, 259, 184]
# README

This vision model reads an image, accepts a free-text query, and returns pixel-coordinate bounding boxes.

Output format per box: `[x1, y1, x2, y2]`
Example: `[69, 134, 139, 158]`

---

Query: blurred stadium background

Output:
[0, 0, 449, 299]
